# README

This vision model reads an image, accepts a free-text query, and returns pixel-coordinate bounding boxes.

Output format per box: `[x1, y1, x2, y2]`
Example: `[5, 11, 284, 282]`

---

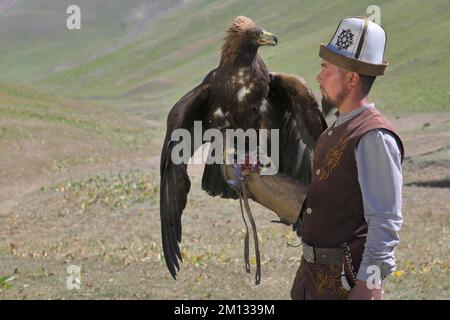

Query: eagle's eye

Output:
[251, 30, 263, 43]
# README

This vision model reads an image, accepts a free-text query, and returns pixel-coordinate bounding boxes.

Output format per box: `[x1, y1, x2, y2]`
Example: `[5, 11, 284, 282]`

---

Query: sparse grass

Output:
[49, 170, 159, 212]
[0, 274, 17, 290]
[384, 186, 450, 299]
[0, 106, 151, 146]
[0, 81, 153, 146]
[1, 181, 448, 299]
[0, 126, 28, 143]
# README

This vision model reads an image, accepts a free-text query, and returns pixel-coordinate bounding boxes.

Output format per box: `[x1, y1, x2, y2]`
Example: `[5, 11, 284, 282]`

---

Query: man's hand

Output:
[347, 280, 383, 300]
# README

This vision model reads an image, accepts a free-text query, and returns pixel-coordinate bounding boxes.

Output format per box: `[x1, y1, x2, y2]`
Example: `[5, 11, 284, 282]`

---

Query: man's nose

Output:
[316, 72, 321, 84]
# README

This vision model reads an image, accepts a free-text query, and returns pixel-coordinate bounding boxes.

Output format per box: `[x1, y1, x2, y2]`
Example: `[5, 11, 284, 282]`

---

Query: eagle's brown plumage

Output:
[220, 16, 259, 66]
[160, 16, 327, 280]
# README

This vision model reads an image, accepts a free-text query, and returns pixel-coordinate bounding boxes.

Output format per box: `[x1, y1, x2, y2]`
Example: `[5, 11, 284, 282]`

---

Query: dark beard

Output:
[323, 87, 349, 108]
[321, 96, 335, 116]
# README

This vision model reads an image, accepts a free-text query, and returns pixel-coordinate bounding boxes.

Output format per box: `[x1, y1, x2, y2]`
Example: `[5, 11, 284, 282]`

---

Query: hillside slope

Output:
[1, 0, 449, 117]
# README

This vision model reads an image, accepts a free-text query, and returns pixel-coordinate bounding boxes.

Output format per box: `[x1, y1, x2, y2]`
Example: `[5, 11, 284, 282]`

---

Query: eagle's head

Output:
[221, 16, 278, 66]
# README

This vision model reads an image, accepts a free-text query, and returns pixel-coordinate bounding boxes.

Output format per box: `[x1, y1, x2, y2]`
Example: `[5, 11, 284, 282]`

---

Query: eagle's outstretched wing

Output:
[160, 83, 209, 279]
[266, 72, 327, 182]
[160, 72, 327, 280]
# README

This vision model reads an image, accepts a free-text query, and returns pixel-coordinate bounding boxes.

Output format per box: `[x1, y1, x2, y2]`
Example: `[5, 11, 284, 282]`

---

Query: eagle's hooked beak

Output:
[257, 30, 278, 46]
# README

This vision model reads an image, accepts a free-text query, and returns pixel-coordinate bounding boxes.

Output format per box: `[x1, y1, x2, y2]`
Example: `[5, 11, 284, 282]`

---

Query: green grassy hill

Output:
[0, 0, 185, 83]
[1, 0, 449, 117]
[0, 81, 151, 146]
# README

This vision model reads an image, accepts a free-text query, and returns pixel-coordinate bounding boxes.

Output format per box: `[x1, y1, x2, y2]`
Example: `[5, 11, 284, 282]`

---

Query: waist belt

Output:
[302, 241, 342, 265]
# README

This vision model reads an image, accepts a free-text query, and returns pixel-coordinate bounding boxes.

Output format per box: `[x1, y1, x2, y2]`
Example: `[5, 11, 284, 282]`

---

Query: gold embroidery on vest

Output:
[319, 136, 350, 181]
[313, 134, 326, 170]
[313, 264, 349, 296]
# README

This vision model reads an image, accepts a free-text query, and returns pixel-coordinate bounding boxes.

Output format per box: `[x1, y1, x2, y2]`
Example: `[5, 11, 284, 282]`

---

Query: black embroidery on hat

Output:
[336, 29, 354, 50]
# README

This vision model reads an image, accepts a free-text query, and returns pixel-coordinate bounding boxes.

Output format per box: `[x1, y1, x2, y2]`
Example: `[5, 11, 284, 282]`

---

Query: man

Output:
[290, 17, 404, 300]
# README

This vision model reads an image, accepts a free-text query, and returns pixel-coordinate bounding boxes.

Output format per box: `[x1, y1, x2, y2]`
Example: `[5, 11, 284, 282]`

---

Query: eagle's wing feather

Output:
[267, 72, 327, 182]
[160, 83, 209, 279]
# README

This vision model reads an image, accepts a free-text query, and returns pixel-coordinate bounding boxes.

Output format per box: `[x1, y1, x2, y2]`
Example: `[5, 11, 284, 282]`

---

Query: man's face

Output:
[316, 60, 348, 107]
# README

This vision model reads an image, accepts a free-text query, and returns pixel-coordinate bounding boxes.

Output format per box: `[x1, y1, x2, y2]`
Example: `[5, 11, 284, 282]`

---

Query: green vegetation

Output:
[0, 82, 152, 146]
[0, 0, 447, 115]
[52, 170, 159, 212]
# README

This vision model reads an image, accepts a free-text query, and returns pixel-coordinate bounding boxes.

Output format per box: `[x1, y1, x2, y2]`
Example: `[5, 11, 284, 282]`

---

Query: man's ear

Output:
[346, 72, 360, 89]
[339, 68, 359, 90]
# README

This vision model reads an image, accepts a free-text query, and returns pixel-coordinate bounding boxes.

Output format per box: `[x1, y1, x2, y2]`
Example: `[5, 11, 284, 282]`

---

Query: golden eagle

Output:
[160, 16, 327, 280]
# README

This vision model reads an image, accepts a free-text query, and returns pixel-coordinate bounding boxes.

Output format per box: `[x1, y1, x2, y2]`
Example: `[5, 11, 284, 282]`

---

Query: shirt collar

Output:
[334, 103, 375, 126]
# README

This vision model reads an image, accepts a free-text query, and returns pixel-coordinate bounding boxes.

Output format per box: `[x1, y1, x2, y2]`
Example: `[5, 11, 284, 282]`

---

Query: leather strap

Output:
[238, 187, 251, 274]
[302, 241, 342, 265]
[239, 180, 261, 285]
[222, 162, 261, 285]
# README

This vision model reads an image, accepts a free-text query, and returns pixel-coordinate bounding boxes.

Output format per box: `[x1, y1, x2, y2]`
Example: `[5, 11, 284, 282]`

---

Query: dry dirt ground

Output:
[0, 110, 449, 300]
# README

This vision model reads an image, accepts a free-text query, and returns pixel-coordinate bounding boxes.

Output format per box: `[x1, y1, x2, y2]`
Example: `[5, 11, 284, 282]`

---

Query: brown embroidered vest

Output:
[300, 107, 404, 248]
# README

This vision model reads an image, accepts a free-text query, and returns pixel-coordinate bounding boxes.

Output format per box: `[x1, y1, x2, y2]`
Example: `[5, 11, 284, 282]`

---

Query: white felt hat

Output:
[319, 17, 388, 76]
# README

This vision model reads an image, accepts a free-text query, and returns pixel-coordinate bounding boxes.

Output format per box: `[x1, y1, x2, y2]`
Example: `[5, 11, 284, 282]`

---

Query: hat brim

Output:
[319, 44, 388, 76]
